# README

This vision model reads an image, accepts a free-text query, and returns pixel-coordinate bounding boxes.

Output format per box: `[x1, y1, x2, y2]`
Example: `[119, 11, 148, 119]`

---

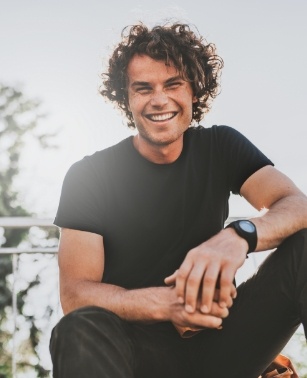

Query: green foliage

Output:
[0, 83, 58, 377]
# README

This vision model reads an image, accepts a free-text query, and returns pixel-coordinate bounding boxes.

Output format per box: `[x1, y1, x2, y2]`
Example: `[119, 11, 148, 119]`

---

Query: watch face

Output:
[239, 220, 256, 233]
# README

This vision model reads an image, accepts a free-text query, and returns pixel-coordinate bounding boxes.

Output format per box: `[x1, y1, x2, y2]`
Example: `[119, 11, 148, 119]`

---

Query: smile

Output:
[145, 112, 177, 122]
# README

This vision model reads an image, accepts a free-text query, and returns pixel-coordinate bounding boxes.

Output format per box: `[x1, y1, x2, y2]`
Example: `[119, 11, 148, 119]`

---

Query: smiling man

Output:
[50, 23, 307, 378]
[127, 54, 197, 163]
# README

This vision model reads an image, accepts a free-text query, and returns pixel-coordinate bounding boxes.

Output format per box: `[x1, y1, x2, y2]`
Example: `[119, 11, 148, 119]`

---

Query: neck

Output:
[133, 135, 183, 164]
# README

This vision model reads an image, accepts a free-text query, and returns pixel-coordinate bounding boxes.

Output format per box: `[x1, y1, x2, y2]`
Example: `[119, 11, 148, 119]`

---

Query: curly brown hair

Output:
[100, 22, 223, 129]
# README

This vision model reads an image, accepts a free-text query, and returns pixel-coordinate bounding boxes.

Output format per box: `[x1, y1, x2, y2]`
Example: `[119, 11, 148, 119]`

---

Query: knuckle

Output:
[227, 298, 233, 308]
[203, 276, 216, 286]
[187, 275, 199, 286]
[219, 276, 232, 286]
[212, 303, 228, 317]
[176, 270, 187, 280]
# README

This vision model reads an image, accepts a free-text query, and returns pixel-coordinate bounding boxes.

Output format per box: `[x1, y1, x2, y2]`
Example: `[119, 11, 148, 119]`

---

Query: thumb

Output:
[164, 270, 178, 286]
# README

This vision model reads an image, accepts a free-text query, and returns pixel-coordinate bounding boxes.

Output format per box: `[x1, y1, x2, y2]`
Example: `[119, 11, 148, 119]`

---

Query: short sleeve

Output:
[54, 158, 104, 235]
[216, 126, 274, 194]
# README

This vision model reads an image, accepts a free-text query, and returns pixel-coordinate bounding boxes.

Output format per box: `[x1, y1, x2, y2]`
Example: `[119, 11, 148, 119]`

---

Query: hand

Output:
[165, 228, 247, 314]
[164, 286, 228, 331]
[166, 274, 237, 309]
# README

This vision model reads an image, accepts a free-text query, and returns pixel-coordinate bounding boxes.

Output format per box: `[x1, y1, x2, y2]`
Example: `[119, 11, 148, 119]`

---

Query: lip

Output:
[145, 112, 178, 122]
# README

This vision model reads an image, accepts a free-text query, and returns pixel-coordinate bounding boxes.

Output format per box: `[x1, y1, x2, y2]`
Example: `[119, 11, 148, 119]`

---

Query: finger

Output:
[184, 312, 223, 329]
[164, 270, 177, 286]
[210, 301, 229, 318]
[200, 263, 220, 313]
[184, 264, 207, 313]
[231, 283, 237, 299]
[175, 259, 194, 305]
[218, 268, 237, 309]
[213, 284, 236, 308]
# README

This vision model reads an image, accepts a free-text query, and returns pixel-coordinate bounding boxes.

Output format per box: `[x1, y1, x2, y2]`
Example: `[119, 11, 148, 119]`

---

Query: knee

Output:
[52, 306, 122, 339]
[286, 228, 307, 246]
[50, 306, 134, 375]
[256, 229, 307, 292]
[50, 305, 127, 349]
[50, 306, 96, 350]
[278, 229, 307, 298]
[280, 228, 307, 262]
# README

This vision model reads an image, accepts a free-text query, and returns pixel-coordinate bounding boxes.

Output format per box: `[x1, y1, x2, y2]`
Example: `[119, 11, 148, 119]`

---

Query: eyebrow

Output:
[130, 75, 184, 88]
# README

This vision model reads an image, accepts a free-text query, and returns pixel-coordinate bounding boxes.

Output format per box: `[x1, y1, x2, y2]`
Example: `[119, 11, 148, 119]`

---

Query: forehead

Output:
[126, 54, 179, 84]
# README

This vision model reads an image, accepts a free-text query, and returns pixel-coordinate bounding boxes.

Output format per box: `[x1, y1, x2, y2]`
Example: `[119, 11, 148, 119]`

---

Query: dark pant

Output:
[50, 230, 307, 378]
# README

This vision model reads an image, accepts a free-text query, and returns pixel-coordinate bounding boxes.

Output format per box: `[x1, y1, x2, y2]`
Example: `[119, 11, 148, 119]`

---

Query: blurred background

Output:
[0, 0, 306, 376]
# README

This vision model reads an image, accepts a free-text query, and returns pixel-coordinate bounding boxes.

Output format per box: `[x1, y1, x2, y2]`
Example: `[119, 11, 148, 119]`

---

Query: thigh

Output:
[50, 306, 136, 378]
[128, 322, 193, 378]
[188, 230, 307, 378]
[50, 306, 192, 378]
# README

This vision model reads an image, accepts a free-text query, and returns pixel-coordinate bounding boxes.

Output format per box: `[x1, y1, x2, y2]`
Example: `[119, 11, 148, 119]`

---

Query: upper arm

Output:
[240, 165, 303, 210]
[58, 228, 104, 303]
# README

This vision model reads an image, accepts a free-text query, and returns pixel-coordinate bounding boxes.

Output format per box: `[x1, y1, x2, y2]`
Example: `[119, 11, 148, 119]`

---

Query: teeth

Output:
[148, 112, 175, 121]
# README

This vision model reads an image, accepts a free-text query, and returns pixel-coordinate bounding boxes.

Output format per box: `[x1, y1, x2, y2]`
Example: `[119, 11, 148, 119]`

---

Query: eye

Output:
[165, 82, 182, 90]
[135, 86, 152, 94]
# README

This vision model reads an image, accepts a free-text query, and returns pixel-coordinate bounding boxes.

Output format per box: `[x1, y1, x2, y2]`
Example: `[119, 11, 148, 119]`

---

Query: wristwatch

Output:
[225, 220, 257, 254]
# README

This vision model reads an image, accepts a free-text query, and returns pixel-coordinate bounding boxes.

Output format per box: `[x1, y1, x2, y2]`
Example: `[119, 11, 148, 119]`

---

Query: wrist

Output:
[223, 227, 249, 254]
[116, 286, 173, 323]
[225, 220, 257, 254]
[141, 286, 174, 322]
[154, 286, 180, 322]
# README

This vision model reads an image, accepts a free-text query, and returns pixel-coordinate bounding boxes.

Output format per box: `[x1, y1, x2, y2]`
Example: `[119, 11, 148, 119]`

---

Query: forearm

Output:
[60, 279, 169, 322]
[60, 278, 227, 331]
[251, 193, 307, 251]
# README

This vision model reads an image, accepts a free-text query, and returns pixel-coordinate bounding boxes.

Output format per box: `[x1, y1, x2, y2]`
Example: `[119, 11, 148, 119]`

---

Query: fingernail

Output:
[201, 305, 209, 313]
[185, 304, 194, 313]
[219, 301, 227, 308]
[217, 325, 223, 330]
[177, 297, 184, 304]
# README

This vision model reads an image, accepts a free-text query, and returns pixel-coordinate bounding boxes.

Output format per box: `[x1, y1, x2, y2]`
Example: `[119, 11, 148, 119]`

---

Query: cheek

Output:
[128, 95, 144, 114]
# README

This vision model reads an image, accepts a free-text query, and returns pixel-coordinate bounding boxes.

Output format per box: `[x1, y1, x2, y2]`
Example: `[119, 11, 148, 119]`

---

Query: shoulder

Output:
[86, 136, 133, 165]
[67, 137, 134, 176]
[186, 124, 240, 138]
[184, 124, 243, 150]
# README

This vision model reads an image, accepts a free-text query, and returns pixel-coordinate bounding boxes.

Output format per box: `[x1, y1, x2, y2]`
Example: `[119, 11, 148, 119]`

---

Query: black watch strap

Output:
[225, 220, 257, 254]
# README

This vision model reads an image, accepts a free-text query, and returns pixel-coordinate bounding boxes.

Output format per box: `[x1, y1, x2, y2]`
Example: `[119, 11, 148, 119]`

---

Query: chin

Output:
[145, 132, 181, 146]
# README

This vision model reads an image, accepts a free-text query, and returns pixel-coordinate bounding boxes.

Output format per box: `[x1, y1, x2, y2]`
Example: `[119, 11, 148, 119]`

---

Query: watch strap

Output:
[226, 220, 257, 254]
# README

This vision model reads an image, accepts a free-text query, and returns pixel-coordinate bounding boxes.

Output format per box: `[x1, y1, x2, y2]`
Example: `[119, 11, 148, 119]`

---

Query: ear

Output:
[192, 95, 198, 103]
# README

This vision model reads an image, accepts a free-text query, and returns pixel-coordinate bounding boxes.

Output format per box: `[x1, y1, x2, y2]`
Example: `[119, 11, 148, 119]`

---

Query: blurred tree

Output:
[0, 83, 58, 377]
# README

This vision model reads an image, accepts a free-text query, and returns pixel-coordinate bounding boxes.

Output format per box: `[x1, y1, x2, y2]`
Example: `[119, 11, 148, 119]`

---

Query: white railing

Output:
[0, 217, 59, 378]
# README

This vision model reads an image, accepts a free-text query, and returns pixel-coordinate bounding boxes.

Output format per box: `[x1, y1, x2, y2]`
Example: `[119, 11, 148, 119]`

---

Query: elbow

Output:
[59, 279, 100, 315]
[60, 297, 73, 316]
[59, 283, 81, 315]
[60, 292, 74, 316]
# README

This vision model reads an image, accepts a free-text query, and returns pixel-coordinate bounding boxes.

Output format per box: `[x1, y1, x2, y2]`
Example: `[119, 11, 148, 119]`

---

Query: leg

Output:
[50, 306, 135, 378]
[50, 305, 192, 378]
[188, 229, 307, 378]
[129, 322, 192, 378]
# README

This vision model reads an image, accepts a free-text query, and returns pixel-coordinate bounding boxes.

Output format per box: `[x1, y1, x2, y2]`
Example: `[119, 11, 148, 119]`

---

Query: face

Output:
[126, 54, 197, 155]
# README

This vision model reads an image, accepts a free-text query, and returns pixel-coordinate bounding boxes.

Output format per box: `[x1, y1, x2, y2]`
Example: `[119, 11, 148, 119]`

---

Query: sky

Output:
[1, 0, 307, 218]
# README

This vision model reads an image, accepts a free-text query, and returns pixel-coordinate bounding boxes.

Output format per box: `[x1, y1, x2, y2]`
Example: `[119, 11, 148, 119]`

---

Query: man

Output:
[50, 23, 307, 377]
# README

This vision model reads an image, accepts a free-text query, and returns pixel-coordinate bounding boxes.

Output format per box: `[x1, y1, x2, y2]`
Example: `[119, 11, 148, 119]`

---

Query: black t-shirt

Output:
[54, 125, 273, 289]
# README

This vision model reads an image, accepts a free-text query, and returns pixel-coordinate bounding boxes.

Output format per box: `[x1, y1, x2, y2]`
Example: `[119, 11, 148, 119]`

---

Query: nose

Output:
[150, 90, 168, 107]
